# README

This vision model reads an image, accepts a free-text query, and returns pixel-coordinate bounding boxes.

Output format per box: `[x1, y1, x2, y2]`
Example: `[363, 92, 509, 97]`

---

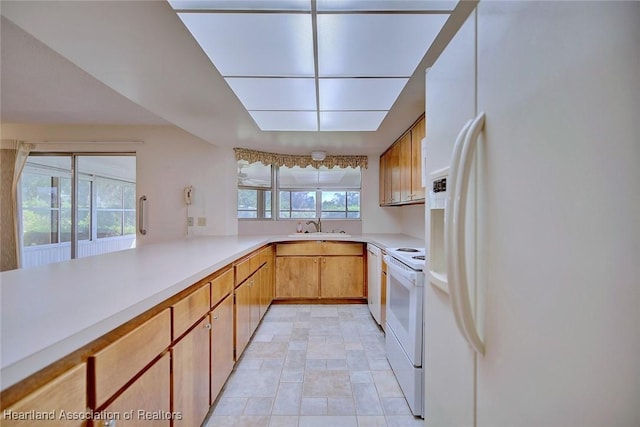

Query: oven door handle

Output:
[383, 255, 418, 289]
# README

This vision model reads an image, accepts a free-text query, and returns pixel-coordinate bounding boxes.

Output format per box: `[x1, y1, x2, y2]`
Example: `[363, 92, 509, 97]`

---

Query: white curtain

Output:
[1, 140, 34, 271]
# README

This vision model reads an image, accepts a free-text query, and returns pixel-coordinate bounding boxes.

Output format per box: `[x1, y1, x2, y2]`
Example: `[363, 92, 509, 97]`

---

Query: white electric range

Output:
[384, 246, 426, 417]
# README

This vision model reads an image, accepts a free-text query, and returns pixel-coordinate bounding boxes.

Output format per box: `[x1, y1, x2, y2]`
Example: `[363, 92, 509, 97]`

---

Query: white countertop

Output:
[0, 233, 422, 390]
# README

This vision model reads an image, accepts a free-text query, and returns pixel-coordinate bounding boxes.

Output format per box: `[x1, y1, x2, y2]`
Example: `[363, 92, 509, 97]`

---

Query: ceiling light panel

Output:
[169, 0, 311, 11]
[320, 111, 388, 131]
[177, 13, 314, 76]
[226, 78, 316, 110]
[249, 111, 317, 131]
[317, 13, 448, 77]
[319, 78, 408, 111]
[317, 0, 457, 12]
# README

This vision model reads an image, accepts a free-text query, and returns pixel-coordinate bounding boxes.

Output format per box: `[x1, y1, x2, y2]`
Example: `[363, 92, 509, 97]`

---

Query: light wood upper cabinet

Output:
[211, 295, 234, 403]
[1, 364, 87, 427]
[399, 132, 412, 202]
[390, 142, 401, 204]
[410, 116, 426, 201]
[380, 114, 426, 206]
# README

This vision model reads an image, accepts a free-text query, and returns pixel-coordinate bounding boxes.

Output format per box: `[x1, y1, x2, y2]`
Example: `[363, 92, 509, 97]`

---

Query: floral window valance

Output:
[233, 147, 368, 169]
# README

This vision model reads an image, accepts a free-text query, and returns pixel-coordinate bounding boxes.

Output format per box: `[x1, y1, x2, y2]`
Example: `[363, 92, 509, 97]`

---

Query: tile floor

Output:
[203, 304, 424, 427]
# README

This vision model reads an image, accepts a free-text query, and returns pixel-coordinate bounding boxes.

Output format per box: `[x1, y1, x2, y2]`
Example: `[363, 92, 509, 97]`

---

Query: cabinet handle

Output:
[104, 420, 116, 427]
[323, 258, 326, 263]
[213, 315, 219, 320]
[314, 259, 317, 263]
[204, 323, 212, 330]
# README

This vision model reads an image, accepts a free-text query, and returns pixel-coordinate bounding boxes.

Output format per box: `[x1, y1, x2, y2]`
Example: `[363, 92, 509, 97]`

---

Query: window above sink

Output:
[238, 161, 361, 221]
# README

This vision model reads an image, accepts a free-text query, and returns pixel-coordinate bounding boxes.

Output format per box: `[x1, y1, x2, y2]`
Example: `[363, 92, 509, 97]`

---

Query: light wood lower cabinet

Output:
[100, 353, 171, 427]
[1, 364, 87, 427]
[320, 256, 364, 298]
[211, 295, 234, 403]
[275, 242, 365, 300]
[234, 276, 253, 358]
[89, 309, 171, 409]
[171, 318, 210, 427]
[275, 256, 319, 298]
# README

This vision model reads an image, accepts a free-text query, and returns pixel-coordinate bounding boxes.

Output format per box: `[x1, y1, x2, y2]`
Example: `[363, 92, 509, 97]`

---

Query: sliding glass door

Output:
[20, 154, 136, 268]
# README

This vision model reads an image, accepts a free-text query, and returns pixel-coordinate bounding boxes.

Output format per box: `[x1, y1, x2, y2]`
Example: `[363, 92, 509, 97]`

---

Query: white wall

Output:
[399, 204, 426, 240]
[4, 125, 420, 240]
[1, 123, 237, 245]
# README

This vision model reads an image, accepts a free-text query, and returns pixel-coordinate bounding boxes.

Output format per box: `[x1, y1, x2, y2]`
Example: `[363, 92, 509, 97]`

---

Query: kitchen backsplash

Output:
[238, 220, 363, 235]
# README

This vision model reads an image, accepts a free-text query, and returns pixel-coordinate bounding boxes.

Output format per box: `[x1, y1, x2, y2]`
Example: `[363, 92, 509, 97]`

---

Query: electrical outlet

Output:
[187, 217, 194, 226]
[197, 217, 207, 226]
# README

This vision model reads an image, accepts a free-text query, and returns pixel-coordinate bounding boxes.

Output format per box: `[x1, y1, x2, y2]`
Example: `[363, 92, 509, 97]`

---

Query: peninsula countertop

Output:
[0, 233, 423, 390]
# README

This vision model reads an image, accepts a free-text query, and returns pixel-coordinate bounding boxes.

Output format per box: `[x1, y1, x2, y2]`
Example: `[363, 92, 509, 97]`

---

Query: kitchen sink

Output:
[287, 232, 351, 238]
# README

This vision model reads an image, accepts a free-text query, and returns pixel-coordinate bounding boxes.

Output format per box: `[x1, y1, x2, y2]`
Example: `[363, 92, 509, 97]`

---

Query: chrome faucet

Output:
[306, 218, 322, 232]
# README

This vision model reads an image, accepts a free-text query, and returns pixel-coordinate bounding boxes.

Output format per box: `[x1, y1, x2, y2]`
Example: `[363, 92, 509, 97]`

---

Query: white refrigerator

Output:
[424, 2, 640, 427]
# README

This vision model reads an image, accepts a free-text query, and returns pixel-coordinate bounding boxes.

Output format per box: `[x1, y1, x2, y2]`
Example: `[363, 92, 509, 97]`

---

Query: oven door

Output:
[384, 255, 424, 366]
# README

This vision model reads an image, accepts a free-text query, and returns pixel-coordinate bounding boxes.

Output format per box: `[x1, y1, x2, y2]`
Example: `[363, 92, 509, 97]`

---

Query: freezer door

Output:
[424, 6, 477, 427]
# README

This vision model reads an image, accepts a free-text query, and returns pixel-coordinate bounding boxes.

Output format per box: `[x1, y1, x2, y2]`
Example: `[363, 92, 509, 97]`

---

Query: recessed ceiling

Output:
[169, 0, 451, 131]
[1, 0, 474, 155]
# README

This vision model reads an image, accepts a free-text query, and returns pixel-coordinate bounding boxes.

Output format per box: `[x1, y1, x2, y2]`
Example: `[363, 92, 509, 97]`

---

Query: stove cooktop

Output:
[386, 247, 426, 271]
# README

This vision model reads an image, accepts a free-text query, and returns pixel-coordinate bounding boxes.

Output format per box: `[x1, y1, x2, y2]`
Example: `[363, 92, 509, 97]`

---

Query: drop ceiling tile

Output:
[177, 13, 314, 76]
[317, 13, 448, 77]
[170, 0, 311, 11]
[319, 78, 408, 111]
[319, 111, 387, 131]
[249, 111, 318, 131]
[226, 78, 316, 110]
[317, 0, 457, 12]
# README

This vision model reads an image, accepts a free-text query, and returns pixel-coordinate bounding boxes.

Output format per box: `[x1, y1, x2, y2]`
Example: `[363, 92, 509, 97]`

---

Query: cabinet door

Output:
[411, 116, 426, 201]
[101, 353, 170, 427]
[381, 261, 388, 332]
[320, 256, 364, 298]
[2, 364, 86, 427]
[172, 318, 210, 427]
[250, 271, 261, 334]
[259, 264, 271, 320]
[384, 152, 393, 205]
[211, 295, 234, 403]
[390, 143, 401, 204]
[275, 257, 319, 299]
[235, 279, 252, 358]
[399, 132, 412, 202]
[379, 155, 386, 205]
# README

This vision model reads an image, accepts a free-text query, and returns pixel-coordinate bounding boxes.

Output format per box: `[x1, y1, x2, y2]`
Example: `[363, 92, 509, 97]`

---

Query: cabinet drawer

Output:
[276, 241, 363, 256]
[90, 309, 171, 408]
[2, 364, 87, 427]
[235, 253, 259, 285]
[321, 242, 363, 256]
[172, 283, 211, 339]
[211, 268, 233, 308]
[260, 245, 274, 267]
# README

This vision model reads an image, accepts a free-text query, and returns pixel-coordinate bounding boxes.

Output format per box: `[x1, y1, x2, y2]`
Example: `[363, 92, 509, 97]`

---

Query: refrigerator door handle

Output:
[448, 112, 486, 356]
[445, 119, 472, 336]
